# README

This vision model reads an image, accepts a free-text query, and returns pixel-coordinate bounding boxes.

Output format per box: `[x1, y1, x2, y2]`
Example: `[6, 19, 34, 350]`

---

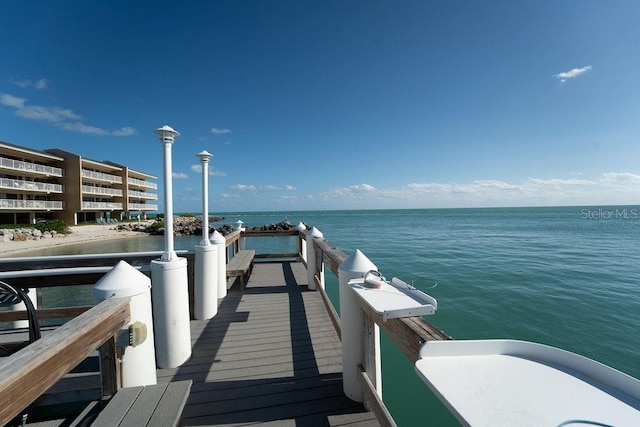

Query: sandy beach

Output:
[0, 224, 150, 257]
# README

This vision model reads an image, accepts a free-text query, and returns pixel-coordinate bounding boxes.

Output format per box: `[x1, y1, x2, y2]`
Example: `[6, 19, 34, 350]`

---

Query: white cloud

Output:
[554, 65, 592, 83]
[191, 164, 227, 176]
[285, 185, 296, 191]
[34, 79, 49, 89]
[0, 93, 26, 108]
[172, 172, 189, 179]
[112, 126, 137, 136]
[350, 183, 377, 192]
[600, 172, 640, 186]
[10, 78, 48, 90]
[58, 122, 109, 135]
[211, 127, 231, 134]
[16, 105, 81, 122]
[1, 92, 135, 136]
[206, 172, 640, 211]
[229, 184, 257, 191]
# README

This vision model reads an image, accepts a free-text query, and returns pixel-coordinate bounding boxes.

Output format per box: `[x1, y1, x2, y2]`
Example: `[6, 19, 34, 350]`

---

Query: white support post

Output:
[296, 222, 307, 264]
[210, 230, 227, 299]
[306, 227, 324, 290]
[338, 249, 380, 402]
[151, 125, 191, 368]
[194, 150, 218, 320]
[235, 220, 246, 250]
[93, 261, 157, 387]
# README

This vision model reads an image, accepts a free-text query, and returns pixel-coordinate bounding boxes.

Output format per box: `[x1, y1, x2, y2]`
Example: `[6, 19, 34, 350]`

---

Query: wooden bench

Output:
[226, 249, 255, 287]
[91, 380, 192, 427]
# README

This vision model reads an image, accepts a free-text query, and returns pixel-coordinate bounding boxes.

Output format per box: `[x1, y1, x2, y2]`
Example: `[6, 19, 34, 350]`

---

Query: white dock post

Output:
[93, 261, 157, 387]
[150, 125, 192, 368]
[235, 220, 245, 250]
[339, 249, 379, 402]
[210, 230, 227, 299]
[296, 222, 307, 264]
[194, 150, 218, 320]
[306, 227, 324, 290]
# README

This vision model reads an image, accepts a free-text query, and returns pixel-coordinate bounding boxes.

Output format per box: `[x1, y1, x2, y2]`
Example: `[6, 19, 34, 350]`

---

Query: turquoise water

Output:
[15, 206, 640, 426]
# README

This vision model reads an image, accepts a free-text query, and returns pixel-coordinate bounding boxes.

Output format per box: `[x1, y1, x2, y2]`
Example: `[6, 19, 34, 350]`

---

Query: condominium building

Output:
[0, 141, 157, 225]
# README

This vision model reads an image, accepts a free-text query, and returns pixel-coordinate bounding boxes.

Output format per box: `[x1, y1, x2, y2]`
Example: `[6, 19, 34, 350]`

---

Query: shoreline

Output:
[0, 224, 150, 257]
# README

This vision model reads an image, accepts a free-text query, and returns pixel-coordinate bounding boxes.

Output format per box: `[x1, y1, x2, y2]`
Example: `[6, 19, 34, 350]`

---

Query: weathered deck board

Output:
[157, 261, 379, 426]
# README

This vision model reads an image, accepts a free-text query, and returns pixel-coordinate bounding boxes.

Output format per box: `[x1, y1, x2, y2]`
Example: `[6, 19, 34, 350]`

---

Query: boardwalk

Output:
[157, 261, 380, 426]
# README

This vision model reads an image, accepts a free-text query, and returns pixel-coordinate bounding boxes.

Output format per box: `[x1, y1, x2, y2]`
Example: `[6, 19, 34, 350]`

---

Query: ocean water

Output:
[15, 206, 640, 426]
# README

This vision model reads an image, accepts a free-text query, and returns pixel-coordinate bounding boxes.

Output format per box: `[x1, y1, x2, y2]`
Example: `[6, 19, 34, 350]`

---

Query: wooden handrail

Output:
[0, 297, 130, 424]
[313, 237, 451, 364]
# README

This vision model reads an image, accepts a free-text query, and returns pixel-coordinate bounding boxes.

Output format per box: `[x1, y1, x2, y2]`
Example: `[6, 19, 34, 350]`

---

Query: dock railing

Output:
[0, 251, 195, 324]
[299, 227, 452, 427]
[0, 297, 131, 424]
[1, 226, 451, 427]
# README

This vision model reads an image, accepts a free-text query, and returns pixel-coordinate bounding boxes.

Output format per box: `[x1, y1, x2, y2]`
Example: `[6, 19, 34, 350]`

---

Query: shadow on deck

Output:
[157, 261, 379, 426]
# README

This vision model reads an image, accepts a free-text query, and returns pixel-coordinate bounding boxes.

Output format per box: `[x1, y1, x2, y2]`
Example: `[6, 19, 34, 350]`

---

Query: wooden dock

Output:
[1, 233, 449, 426]
[156, 261, 380, 426]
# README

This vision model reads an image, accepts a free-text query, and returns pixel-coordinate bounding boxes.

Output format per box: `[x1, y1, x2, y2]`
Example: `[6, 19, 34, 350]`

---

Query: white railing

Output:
[81, 185, 123, 197]
[128, 203, 158, 211]
[128, 177, 157, 189]
[82, 169, 122, 184]
[0, 199, 64, 210]
[0, 156, 63, 177]
[0, 177, 63, 193]
[128, 189, 158, 200]
[82, 201, 123, 210]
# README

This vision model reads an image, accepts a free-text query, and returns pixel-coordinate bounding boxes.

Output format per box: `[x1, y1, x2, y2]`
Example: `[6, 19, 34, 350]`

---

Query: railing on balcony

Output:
[127, 177, 157, 189]
[128, 189, 158, 200]
[0, 178, 63, 193]
[81, 169, 122, 184]
[81, 201, 123, 210]
[0, 156, 63, 177]
[81, 185, 123, 197]
[128, 202, 158, 211]
[0, 199, 64, 210]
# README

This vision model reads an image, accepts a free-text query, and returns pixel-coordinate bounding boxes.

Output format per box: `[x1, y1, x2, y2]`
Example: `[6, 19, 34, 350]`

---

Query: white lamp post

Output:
[194, 150, 218, 320]
[150, 125, 192, 368]
[196, 150, 213, 246]
[154, 125, 180, 261]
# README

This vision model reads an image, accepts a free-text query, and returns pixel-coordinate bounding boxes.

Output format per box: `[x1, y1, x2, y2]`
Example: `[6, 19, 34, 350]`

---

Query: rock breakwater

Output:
[116, 217, 300, 236]
[0, 228, 61, 242]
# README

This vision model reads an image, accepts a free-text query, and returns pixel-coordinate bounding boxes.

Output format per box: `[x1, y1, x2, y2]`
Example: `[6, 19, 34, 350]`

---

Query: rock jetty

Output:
[116, 217, 301, 236]
[0, 228, 61, 242]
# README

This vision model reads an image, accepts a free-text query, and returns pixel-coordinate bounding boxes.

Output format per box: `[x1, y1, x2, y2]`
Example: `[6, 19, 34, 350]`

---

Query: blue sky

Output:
[1, 1, 639, 213]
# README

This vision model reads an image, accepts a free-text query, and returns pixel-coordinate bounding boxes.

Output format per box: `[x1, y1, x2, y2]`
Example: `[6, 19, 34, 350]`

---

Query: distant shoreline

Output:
[0, 223, 150, 257]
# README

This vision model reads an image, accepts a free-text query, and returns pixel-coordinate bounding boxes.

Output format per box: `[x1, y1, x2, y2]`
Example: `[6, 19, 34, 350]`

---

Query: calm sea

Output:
[15, 206, 640, 426]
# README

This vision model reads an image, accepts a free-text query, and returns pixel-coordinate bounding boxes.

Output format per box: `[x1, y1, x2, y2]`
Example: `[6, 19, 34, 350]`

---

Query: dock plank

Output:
[157, 261, 379, 426]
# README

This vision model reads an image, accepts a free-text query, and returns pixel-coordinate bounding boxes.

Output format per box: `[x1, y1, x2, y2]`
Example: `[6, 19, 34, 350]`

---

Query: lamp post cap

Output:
[153, 125, 180, 138]
[196, 150, 213, 161]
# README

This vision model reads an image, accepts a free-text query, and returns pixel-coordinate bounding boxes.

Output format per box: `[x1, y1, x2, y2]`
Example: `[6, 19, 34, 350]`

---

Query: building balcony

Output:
[128, 177, 157, 190]
[82, 185, 123, 197]
[0, 177, 63, 194]
[128, 203, 158, 211]
[0, 156, 63, 177]
[82, 201, 123, 210]
[0, 199, 64, 210]
[128, 190, 158, 200]
[82, 169, 123, 184]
